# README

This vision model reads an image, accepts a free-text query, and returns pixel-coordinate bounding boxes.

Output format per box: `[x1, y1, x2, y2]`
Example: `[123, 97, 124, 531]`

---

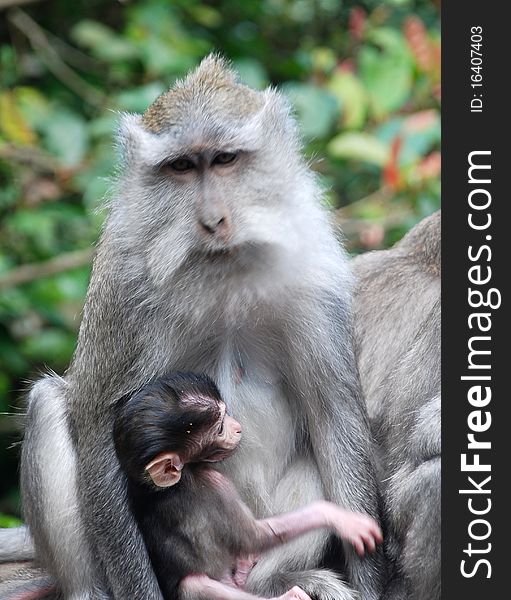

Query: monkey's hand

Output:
[322, 502, 383, 557]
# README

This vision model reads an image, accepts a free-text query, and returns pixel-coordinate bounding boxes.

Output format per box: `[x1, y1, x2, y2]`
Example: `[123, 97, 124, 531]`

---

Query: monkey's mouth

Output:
[204, 246, 236, 258]
[202, 240, 270, 264]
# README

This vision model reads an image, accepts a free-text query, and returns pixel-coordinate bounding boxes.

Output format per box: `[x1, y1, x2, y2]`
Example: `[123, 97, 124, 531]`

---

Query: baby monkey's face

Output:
[199, 401, 242, 463]
[144, 398, 242, 488]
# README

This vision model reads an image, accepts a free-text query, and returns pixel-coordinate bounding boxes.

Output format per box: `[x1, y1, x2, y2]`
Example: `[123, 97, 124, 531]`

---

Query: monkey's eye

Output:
[212, 152, 237, 166]
[218, 420, 225, 435]
[167, 157, 195, 172]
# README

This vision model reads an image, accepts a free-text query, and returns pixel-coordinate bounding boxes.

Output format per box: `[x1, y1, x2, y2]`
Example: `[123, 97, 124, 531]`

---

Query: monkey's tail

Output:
[251, 569, 360, 600]
[0, 527, 35, 563]
[0, 525, 35, 563]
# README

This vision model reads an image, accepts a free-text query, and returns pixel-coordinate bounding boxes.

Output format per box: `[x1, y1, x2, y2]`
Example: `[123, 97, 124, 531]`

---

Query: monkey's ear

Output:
[145, 452, 184, 487]
[116, 112, 154, 166]
[235, 90, 298, 151]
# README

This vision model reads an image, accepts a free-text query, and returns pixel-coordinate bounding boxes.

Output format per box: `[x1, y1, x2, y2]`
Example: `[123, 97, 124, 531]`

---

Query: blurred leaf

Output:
[187, 5, 222, 28]
[374, 117, 404, 142]
[328, 71, 368, 129]
[43, 111, 89, 167]
[5, 210, 58, 256]
[30, 275, 81, 307]
[114, 83, 166, 113]
[311, 48, 337, 73]
[87, 114, 118, 139]
[234, 58, 268, 89]
[328, 132, 389, 166]
[0, 288, 31, 316]
[375, 110, 440, 166]
[0, 516, 23, 528]
[401, 110, 441, 159]
[0, 255, 13, 274]
[0, 180, 20, 211]
[72, 20, 139, 63]
[127, 2, 209, 76]
[360, 27, 414, 119]
[366, 27, 406, 52]
[283, 83, 339, 139]
[81, 176, 111, 210]
[0, 92, 37, 145]
[16, 87, 52, 132]
[0, 337, 29, 375]
[0, 373, 10, 402]
[137, 39, 188, 77]
[127, 1, 181, 38]
[52, 272, 90, 302]
[0, 46, 18, 88]
[21, 329, 76, 365]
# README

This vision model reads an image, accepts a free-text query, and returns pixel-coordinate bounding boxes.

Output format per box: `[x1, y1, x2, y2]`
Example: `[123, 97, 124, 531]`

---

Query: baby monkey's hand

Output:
[321, 501, 383, 557]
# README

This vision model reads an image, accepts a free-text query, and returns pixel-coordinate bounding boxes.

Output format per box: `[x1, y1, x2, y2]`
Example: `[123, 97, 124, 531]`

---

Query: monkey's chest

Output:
[211, 341, 298, 515]
[165, 318, 303, 514]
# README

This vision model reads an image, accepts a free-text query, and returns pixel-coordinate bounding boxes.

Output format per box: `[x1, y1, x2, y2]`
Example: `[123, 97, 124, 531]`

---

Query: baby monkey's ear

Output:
[145, 452, 184, 487]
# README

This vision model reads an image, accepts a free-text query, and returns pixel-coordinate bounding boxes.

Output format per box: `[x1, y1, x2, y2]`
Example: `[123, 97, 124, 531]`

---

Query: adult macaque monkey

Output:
[19, 55, 384, 600]
[113, 372, 382, 600]
[353, 211, 441, 600]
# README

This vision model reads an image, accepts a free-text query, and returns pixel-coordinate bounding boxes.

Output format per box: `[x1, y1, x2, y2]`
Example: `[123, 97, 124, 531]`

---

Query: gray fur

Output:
[353, 211, 441, 600]
[0, 562, 55, 600]
[248, 570, 359, 600]
[19, 55, 383, 599]
[0, 526, 34, 563]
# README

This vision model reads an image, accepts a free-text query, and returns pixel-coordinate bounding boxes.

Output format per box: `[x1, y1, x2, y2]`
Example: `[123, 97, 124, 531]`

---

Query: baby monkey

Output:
[113, 373, 382, 600]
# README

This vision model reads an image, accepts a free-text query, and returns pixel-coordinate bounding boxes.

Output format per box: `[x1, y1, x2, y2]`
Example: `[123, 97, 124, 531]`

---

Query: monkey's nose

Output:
[200, 217, 226, 234]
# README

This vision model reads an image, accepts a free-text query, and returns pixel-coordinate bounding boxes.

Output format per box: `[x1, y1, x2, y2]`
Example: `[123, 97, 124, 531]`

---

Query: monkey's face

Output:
[198, 401, 242, 463]
[118, 118, 295, 253]
[113, 58, 315, 284]
[155, 147, 246, 254]
[143, 400, 242, 488]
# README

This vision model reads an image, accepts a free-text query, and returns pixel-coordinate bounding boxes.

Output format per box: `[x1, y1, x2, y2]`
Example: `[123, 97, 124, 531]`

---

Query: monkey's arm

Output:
[63, 256, 165, 599]
[252, 501, 381, 557]
[283, 295, 379, 511]
[282, 294, 385, 598]
[72, 423, 164, 599]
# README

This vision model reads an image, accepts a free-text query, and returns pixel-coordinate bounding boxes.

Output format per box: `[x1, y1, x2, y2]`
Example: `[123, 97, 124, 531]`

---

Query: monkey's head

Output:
[113, 372, 242, 488]
[112, 54, 327, 285]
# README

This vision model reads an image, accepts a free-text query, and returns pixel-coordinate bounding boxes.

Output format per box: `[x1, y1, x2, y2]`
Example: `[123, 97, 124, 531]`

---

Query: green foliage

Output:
[0, 514, 23, 528]
[328, 132, 389, 166]
[0, 0, 440, 518]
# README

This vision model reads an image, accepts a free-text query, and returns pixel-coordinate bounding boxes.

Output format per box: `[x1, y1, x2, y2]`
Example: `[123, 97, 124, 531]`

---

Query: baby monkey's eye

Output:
[218, 420, 225, 435]
[167, 157, 195, 172]
[212, 152, 237, 166]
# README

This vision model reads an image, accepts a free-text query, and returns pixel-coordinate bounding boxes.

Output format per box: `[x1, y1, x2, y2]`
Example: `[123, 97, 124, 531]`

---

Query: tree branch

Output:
[0, 0, 41, 10]
[0, 143, 61, 174]
[0, 249, 93, 291]
[7, 8, 105, 106]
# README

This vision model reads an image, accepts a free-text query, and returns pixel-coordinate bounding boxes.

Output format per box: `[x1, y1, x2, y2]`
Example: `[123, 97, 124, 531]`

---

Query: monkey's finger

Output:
[363, 520, 383, 544]
[356, 517, 383, 544]
[372, 525, 383, 544]
[350, 536, 365, 557]
[360, 531, 377, 553]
